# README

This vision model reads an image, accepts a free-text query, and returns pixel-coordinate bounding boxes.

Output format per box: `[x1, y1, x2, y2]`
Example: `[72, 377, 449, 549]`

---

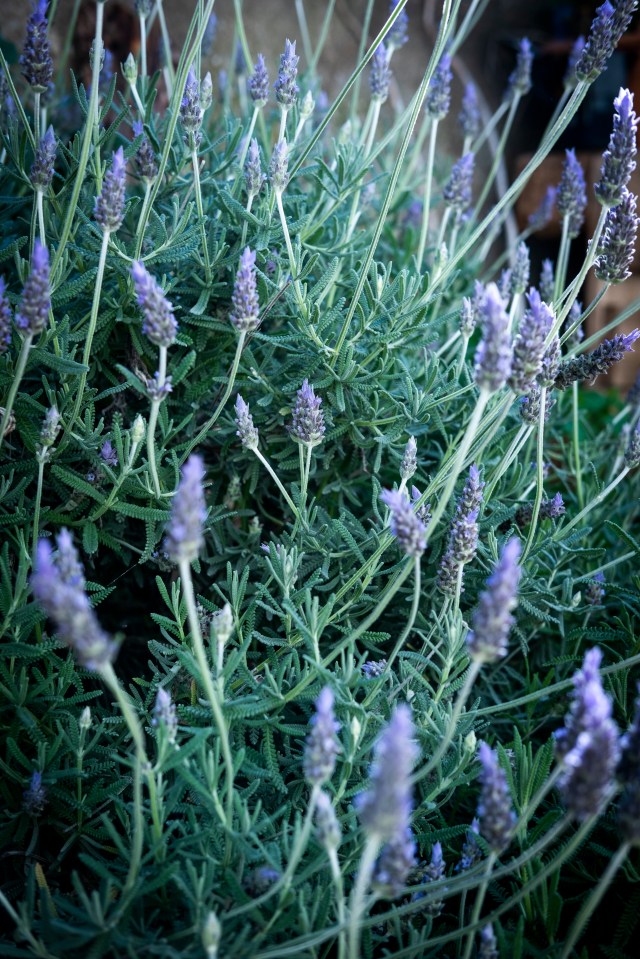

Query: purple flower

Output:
[459, 82, 481, 141]
[557, 149, 587, 238]
[410, 486, 431, 525]
[380, 488, 427, 558]
[356, 704, 418, 840]
[436, 508, 479, 595]
[508, 288, 555, 394]
[476, 742, 516, 854]
[387, 0, 409, 50]
[373, 827, 417, 897]
[443, 152, 474, 216]
[244, 138, 265, 199]
[413, 841, 446, 914]
[514, 493, 565, 528]
[289, 379, 325, 446]
[100, 439, 118, 468]
[458, 817, 482, 871]
[575, 1, 636, 82]
[249, 54, 269, 105]
[164, 454, 206, 564]
[15, 240, 50, 336]
[519, 384, 555, 423]
[23, 771, 47, 816]
[20, 0, 53, 92]
[303, 686, 340, 786]
[180, 67, 203, 146]
[596, 87, 638, 208]
[624, 423, 640, 468]
[400, 436, 417, 481]
[230, 247, 260, 332]
[564, 35, 585, 89]
[315, 790, 341, 849]
[595, 186, 639, 282]
[528, 187, 556, 232]
[0, 277, 12, 353]
[478, 924, 499, 959]
[554, 329, 640, 390]
[32, 533, 117, 670]
[30, 124, 56, 191]
[504, 38, 533, 102]
[467, 538, 522, 664]
[426, 53, 452, 119]
[133, 123, 158, 181]
[511, 242, 531, 296]
[94, 147, 126, 233]
[585, 571, 606, 606]
[370, 43, 391, 102]
[269, 138, 289, 192]
[539, 258, 555, 303]
[131, 261, 178, 348]
[538, 335, 561, 388]
[235, 394, 259, 450]
[274, 39, 299, 109]
[362, 658, 388, 679]
[556, 648, 620, 819]
[474, 282, 513, 392]
[152, 687, 178, 744]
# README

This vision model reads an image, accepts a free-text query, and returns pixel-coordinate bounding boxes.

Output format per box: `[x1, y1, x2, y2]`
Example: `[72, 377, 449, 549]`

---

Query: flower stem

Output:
[556, 467, 629, 540]
[31, 457, 46, 561]
[156, 0, 175, 97]
[0, 334, 33, 455]
[522, 386, 546, 561]
[461, 853, 497, 959]
[253, 447, 305, 526]
[147, 345, 168, 498]
[276, 190, 305, 312]
[560, 843, 630, 959]
[416, 119, 439, 268]
[348, 836, 381, 959]
[572, 380, 584, 509]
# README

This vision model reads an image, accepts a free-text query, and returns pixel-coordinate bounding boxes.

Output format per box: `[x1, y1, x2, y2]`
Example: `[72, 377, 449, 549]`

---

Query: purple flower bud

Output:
[23, 771, 47, 816]
[362, 658, 388, 679]
[556, 648, 620, 819]
[584, 571, 606, 606]
[457, 464, 485, 517]
[595, 186, 639, 282]
[478, 924, 499, 959]
[356, 705, 418, 840]
[38, 406, 60, 452]
[235, 394, 259, 450]
[426, 53, 452, 119]
[245, 138, 265, 199]
[564, 35, 585, 89]
[476, 742, 516, 854]
[528, 186, 557, 232]
[624, 422, 640, 468]
[380, 488, 427, 558]
[557, 149, 587, 238]
[230, 247, 260, 332]
[554, 329, 640, 389]
[370, 43, 391, 102]
[20, 0, 53, 92]
[617, 687, 640, 842]
[413, 841, 446, 914]
[15, 240, 50, 336]
[32, 533, 117, 670]
[315, 790, 341, 849]
[180, 67, 203, 147]
[400, 436, 417, 481]
[269, 138, 289, 192]
[508, 288, 555, 394]
[437, 508, 479, 594]
[538, 335, 561, 388]
[458, 818, 482, 871]
[514, 493, 565, 528]
[133, 123, 159, 181]
[474, 282, 513, 392]
[94, 147, 126, 233]
[504, 38, 533, 102]
[596, 88, 638, 207]
[373, 826, 417, 897]
[387, 0, 409, 50]
[30, 124, 56, 191]
[461, 296, 476, 337]
[303, 686, 340, 786]
[0, 277, 12, 353]
[498, 268, 512, 304]
[165, 454, 206, 564]
[539, 258, 555, 304]
[467, 538, 522, 664]
[459, 82, 481, 141]
[289, 379, 325, 445]
[575, 1, 637, 82]
[275, 39, 299, 109]
[511, 242, 531, 296]
[152, 687, 178, 744]
[519, 384, 554, 423]
[410, 486, 431, 525]
[100, 439, 118, 468]
[249, 54, 269, 106]
[131, 260, 178, 348]
[443, 152, 474, 216]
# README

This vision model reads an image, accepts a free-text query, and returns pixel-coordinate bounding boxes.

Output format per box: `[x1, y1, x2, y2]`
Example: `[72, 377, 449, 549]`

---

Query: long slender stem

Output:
[36, 190, 45, 246]
[31, 458, 46, 561]
[473, 96, 519, 217]
[62, 229, 110, 445]
[190, 147, 212, 299]
[309, 0, 337, 76]
[348, 836, 381, 959]
[253, 447, 304, 525]
[147, 345, 168, 498]
[276, 191, 305, 312]
[554, 215, 571, 302]
[327, 845, 347, 959]
[294, 0, 313, 67]
[572, 381, 584, 510]
[560, 843, 630, 959]
[139, 14, 148, 80]
[416, 120, 438, 268]
[57, 0, 82, 91]
[462, 853, 497, 959]
[556, 467, 629, 540]
[156, 0, 175, 96]
[363, 100, 381, 157]
[522, 386, 546, 561]
[553, 205, 609, 333]
[0, 334, 33, 455]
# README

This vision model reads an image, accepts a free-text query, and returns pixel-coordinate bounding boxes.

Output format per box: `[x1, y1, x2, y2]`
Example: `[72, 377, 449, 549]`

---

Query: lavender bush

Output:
[1, 1, 640, 957]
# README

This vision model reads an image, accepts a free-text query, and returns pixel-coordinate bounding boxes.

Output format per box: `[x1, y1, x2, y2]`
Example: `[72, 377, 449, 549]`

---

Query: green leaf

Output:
[82, 521, 99, 555]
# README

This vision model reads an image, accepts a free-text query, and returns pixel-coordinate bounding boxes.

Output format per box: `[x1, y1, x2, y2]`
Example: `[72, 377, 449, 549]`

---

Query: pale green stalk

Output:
[31, 454, 47, 561]
[521, 386, 546, 561]
[484, 424, 530, 504]
[0, 335, 33, 456]
[416, 119, 439, 268]
[139, 13, 148, 80]
[560, 842, 630, 959]
[363, 100, 382, 157]
[36, 190, 45, 246]
[309, 0, 337, 76]
[294, 0, 313, 67]
[572, 380, 584, 509]
[253, 446, 304, 526]
[190, 146, 212, 313]
[348, 836, 381, 959]
[554, 215, 571, 302]
[327, 845, 347, 959]
[462, 852, 497, 959]
[279, 108, 289, 143]
[473, 95, 520, 217]
[57, 0, 82, 91]
[276, 190, 305, 312]
[552, 205, 609, 334]
[561, 286, 617, 349]
[350, 0, 376, 124]
[156, 0, 175, 97]
[134, 181, 153, 260]
[555, 467, 630, 540]
[147, 345, 168, 498]
[235, 107, 259, 186]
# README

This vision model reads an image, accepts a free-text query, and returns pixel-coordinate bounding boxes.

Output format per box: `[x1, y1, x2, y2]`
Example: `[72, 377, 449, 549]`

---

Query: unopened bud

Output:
[122, 53, 137, 85]
[131, 414, 146, 445]
[79, 706, 92, 731]
[214, 603, 234, 647]
[202, 911, 221, 959]
[201, 71, 213, 112]
[300, 90, 314, 119]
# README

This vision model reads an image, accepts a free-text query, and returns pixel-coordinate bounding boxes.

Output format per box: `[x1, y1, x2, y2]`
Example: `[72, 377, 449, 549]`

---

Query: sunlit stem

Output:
[461, 853, 497, 959]
[253, 446, 305, 526]
[36, 190, 46, 246]
[416, 119, 439, 267]
[348, 836, 381, 959]
[276, 190, 305, 312]
[572, 381, 584, 509]
[147, 345, 168, 499]
[522, 386, 546, 562]
[156, 0, 175, 97]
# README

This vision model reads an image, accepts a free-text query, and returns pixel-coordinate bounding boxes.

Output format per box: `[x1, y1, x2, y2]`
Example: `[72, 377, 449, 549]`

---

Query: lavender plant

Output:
[2, 1, 640, 957]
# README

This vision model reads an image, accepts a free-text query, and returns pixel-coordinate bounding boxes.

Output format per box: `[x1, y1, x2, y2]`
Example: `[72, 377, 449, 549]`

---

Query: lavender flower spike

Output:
[380, 489, 427, 558]
[554, 329, 640, 390]
[152, 687, 178, 745]
[508, 288, 555, 394]
[595, 187, 640, 282]
[15, 240, 50, 336]
[370, 44, 391, 103]
[557, 149, 587, 238]
[269, 138, 289, 193]
[289, 379, 325, 446]
[425, 53, 452, 119]
[400, 436, 417, 481]
[459, 82, 481, 141]
[443, 153, 474, 217]
[20, 0, 53, 92]
[94, 147, 126, 234]
[274, 39, 299, 109]
[131, 261, 178, 348]
[373, 827, 417, 897]
[30, 125, 56, 191]
[180, 67, 203, 147]
[624, 423, 640, 468]
[596, 88, 638, 208]
[230, 247, 260, 332]
[32, 534, 117, 670]
[511, 242, 531, 296]
[356, 704, 418, 840]
[245, 138, 265, 200]
[504, 38, 533, 102]
[235, 394, 259, 450]
[478, 924, 499, 959]
[249, 54, 269, 106]
[467, 538, 522, 664]
[0, 278, 13, 353]
[387, 0, 409, 51]
[575, 1, 638, 82]
[303, 686, 340, 786]
[476, 742, 516, 854]
[473, 282, 513, 392]
[23, 771, 47, 817]
[164, 454, 207, 564]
